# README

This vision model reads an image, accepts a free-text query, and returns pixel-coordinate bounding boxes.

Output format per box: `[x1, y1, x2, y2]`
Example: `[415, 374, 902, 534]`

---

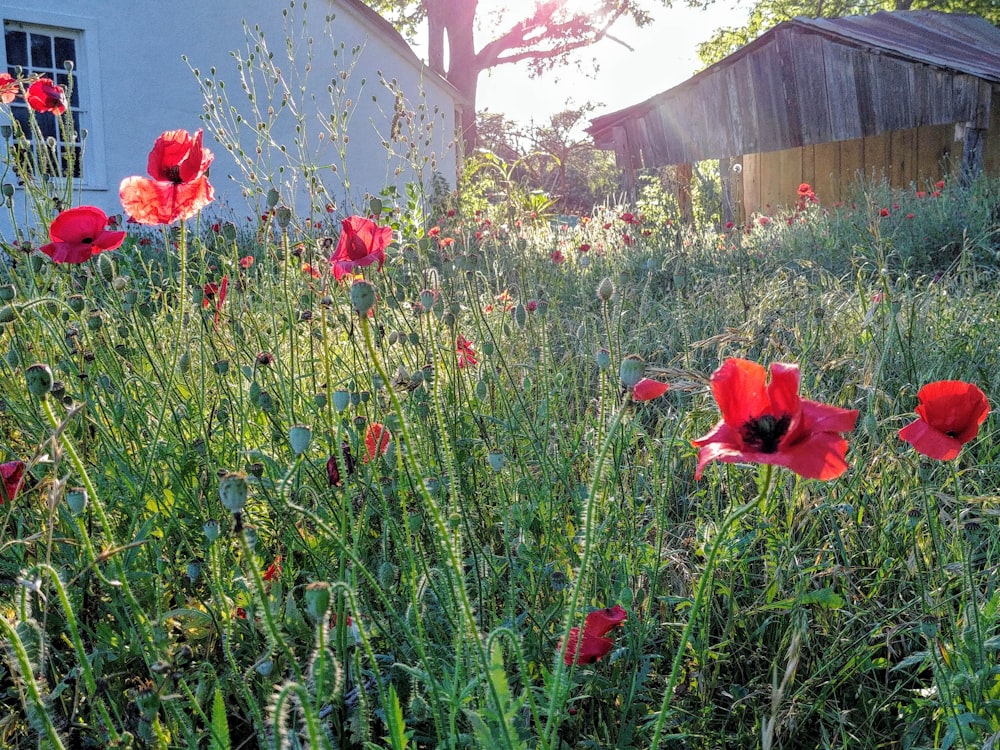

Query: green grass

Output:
[1, 178, 1000, 750]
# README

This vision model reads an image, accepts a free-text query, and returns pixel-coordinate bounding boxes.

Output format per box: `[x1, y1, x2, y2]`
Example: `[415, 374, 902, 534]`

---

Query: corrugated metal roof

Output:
[588, 10, 1000, 135]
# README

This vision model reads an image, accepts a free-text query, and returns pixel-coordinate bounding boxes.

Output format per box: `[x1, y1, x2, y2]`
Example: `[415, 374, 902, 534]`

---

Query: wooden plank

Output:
[749, 39, 791, 153]
[732, 55, 760, 155]
[889, 128, 917, 188]
[823, 43, 862, 141]
[863, 132, 890, 185]
[773, 28, 804, 148]
[839, 137, 865, 196]
[812, 140, 840, 204]
[801, 144, 816, 189]
[873, 55, 915, 132]
[777, 146, 802, 203]
[724, 66, 745, 155]
[759, 151, 781, 215]
[790, 32, 832, 145]
[743, 151, 762, 216]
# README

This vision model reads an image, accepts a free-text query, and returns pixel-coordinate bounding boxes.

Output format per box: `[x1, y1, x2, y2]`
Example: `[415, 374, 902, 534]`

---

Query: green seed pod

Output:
[177, 350, 191, 374]
[619, 354, 645, 388]
[66, 487, 88, 515]
[242, 525, 258, 550]
[487, 451, 506, 472]
[203, 519, 221, 542]
[87, 314, 103, 332]
[289, 424, 312, 455]
[257, 390, 275, 413]
[25, 363, 53, 396]
[332, 389, 350, 412]
[0, 305, 16, 324]
[595, 348, 611, 371]
[218, 472, 248, 514]
[275, 205, 292, 229]
[0, 284, 14, 301]
[349, 279, 376, 316]
[214, 359, 229, 375]
[313, 392, 327, 408]
[513, 303, 527, 328]
[186, 560, 201, 583]
[265, 187, 280, 209]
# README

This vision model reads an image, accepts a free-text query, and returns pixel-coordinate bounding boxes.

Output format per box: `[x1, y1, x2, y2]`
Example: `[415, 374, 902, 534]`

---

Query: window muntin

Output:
[3, 21, 84, 179]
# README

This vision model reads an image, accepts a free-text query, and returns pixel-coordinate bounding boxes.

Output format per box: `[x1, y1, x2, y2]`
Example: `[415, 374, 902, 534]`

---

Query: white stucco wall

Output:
[0, 0, 458, 239]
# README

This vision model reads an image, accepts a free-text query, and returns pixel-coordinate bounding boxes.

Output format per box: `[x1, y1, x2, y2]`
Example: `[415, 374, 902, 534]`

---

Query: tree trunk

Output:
[425, 0, 482, 153]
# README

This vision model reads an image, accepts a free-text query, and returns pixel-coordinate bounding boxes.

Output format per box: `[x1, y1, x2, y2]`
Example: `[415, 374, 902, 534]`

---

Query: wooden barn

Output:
[586, 10, 1000, 222]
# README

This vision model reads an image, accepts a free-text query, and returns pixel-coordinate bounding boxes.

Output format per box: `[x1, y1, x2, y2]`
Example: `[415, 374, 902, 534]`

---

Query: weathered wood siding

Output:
[741, 90, 1000, 215]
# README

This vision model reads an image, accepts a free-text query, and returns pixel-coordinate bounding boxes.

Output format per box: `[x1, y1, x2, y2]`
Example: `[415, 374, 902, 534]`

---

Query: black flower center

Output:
[81, 236, 93, 244]
[165, 165, 182, 184]
[741, 413, 791, 453]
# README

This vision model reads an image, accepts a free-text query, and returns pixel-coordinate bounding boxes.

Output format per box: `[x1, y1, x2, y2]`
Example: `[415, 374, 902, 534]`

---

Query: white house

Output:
[0, 0, 460, 238]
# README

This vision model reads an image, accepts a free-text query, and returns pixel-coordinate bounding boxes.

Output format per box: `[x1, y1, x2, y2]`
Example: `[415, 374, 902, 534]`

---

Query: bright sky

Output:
[421, 1, 753, 126]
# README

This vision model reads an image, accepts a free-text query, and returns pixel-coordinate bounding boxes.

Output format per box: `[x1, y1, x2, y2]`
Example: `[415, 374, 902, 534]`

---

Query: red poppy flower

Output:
[364, 423, 391, 462]
[262, 555, 282, 582]
[39, 206, 126, 264]
[456, 335, 478, 368]
[633, 378, 668, 401]
[330, 216, 391, 281]
[0, 73, 18, 105]
[691, 358, 859, 480]
[898, 380, 990, 460]
[202, 275, 228, 328]
[0, 460, 25, 503]
[239, 255, 255, 269]
[119, 129, 214, 225]
[797, 183, 813, 196]
[26, 78, 66, 115]
[562, 604, 627, 665]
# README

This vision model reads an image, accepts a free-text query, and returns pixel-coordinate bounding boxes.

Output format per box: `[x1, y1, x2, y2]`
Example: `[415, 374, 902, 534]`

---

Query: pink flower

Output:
[330, 216, 392, 281]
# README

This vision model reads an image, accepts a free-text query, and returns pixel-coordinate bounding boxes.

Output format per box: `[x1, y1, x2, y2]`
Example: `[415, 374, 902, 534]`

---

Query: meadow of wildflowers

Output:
[3, 66, 1000, 750]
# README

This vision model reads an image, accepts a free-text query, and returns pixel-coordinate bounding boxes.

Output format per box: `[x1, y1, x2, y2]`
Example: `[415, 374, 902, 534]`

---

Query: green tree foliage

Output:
[697, 0, 1000, 65]
[361, 1, 668, 150]
[474, 107, 620, 213]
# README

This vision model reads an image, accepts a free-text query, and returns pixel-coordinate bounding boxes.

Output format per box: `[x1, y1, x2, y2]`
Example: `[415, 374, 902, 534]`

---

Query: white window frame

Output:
[1, 10, 107, 190]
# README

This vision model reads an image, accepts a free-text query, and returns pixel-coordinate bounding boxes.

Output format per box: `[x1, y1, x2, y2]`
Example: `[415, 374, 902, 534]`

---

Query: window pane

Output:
[54, 36, 76, 68]
[5, 30, 27, 67]
[10, 105, 30, 137]
[30, 33, 53, 69]
[55, 72, 80, 108]
[36, 113, 56, 140]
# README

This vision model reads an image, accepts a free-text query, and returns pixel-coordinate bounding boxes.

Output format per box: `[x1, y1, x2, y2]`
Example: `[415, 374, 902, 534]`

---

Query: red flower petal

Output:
[39, 206, 126, 264]
[899, 380, 989, 460]
[584, 605, 628, 637]
[364, 423, 391, 462]
[562, 627, 614, 665]
[632, 378, 668, 401]
[0, 461, 25, 503]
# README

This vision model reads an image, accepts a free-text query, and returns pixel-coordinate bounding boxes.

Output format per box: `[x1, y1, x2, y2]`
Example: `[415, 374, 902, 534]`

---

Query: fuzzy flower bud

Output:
[218, 471, 248, 514]
[349, 279, 376, 316]
[596, 277, 615, 302]
[618, 355, 645, 389]
[289, 424, 312, 455]
[25, 363, 54, 396]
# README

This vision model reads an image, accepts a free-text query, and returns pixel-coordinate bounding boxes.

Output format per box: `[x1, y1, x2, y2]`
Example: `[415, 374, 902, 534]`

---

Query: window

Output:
[3, 21, 85, 179]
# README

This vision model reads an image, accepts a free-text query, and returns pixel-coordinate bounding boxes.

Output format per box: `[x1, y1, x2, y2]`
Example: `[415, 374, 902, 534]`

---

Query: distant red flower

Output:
[935, 180, 945, 190]
[898, 380, 990, 460]
[203, 275, 228, 328]
[578, 243, 591, 252]
[456, 335, 478, 368]
[119, 129, 214, 225]
[879, 207, 890, 217]
[302, 263, 321, 279]
[797, 183, 813, 196]
[239, 255, 254, 269]
[364, 423, 391, 462]
[758, 216, 771, 226]
[39, 206, 126, 264]
[330, 216, 391, 281]
[26, 78, 66, 115]
[692, 358, 859, 480]
[525, 300, 538, 313]
[428, 226, 440, 237]
[262, 555, 282, 582]
[633, 378, 668, 401]
[327, 441, 356, 486]
[0, 73, 18, 105]
[0, 461, 25, 503]
[562, 604, 627, 665]
[550, 248, 566, 263]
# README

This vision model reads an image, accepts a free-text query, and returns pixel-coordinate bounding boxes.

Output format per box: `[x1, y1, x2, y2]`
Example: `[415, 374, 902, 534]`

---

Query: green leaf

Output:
[210, 685, 230, 750]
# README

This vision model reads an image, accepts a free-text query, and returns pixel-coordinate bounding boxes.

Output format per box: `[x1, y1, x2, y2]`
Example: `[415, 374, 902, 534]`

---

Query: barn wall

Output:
[741, 91, 1000, 216]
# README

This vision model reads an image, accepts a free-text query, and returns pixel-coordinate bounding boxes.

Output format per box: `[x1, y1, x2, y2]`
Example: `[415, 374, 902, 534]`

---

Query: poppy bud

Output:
[275, 205, 292, 229]
[66, 487, 88, 515]
[218, 471, 248, 514]
[304, 581, 331, 622]
[0, 285, 14, 302]
[349, 280, 376, 316]
[595, 348, 611, 371]
[513, 303, 527, 328]
[266, 188, 280, 209]
[619, 355, 645, 388]
[289, 424, 312, 455]
[177, 351, 191, 374]
[186, 560, 201, 583]
[419, 289, 436, 312]
[87, 314, 103, 332]
[597, 277, 615, 302]
[221, 222, 238, 241]
[25, 363, 53, 396]
[248, 462, 264, 478]
[214, 359, 229, 375]
[378, 560, 398, 589]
